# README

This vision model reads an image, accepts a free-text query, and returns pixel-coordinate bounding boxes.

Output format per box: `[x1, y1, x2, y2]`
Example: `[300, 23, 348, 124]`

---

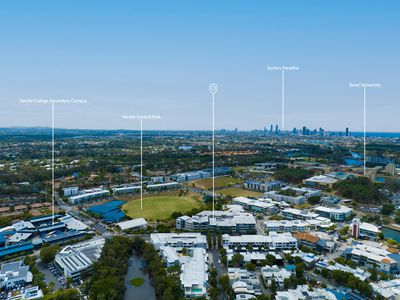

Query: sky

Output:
[0, 0, 399, 132]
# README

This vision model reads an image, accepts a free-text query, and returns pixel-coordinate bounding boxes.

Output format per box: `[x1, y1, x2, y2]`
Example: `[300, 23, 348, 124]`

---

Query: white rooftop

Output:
[116, 218, 147, 230]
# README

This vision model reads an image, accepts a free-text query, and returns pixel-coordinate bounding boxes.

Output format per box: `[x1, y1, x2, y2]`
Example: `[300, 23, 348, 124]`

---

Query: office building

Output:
[303, 175, 338, 189]
[0, 261, 33, 290]
[351, 218, 380, 240]
[54, 237, 105, 280]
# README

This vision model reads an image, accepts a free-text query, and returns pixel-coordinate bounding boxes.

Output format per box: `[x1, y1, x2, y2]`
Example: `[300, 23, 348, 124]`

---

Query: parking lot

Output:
[36, 261, 64, 290]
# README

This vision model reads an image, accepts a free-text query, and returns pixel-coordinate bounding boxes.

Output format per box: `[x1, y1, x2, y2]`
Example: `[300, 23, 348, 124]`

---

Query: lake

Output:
[124, 256, 156, 300]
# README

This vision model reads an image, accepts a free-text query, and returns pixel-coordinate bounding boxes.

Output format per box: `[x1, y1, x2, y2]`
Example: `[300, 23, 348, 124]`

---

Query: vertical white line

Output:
[212, 93, 215, 217]
[282, 70, 285, 130]
[51, 103, 55, 225]
[140, 119, 143, 210]
[363, 87, 366, 175]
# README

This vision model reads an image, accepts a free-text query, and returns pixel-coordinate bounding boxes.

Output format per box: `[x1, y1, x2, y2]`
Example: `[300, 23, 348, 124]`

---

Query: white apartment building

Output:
[314, 205, 352, 221]
[222, 232, 297, 251]
[261, 265, 292, 288]
[276, 285, 337, 300]
[112, 185, 141, 195]
[342, 243, 400, 274]
[150, 233, 207, 250]
[232, 197, 278, 214]
[262, 220, 312, 233]
[68, 189, 110, 205]
[176, 210, 256, 234]
[281, 208, 319, 221]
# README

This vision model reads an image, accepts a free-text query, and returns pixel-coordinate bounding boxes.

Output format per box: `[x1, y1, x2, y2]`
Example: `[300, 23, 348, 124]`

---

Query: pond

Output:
[382, 226, 400, 243]
[124, 256, 156, 300]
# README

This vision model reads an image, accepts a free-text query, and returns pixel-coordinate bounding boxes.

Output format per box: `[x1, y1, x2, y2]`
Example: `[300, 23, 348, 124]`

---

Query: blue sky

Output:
[0, 0, 399, 131]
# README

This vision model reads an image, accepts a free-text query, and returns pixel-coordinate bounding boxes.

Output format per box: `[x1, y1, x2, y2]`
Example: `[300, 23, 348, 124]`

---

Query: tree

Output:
[382, 203, 395, 215]
[231, 253, 244, 267]
[270, 278, 277, 296]
[245, 262, 256, 271]
[307, 196, 321, 205]
[43, 289, 80, 300]
[40, 245, 59, 264]
[265, 254, 276, 266]
[219, 275, 230, 293]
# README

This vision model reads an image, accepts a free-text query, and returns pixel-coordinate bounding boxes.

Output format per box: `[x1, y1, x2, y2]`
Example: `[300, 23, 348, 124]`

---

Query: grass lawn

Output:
[189, 176, 241, 190]
[121, 192, 201, 220]
[218, 187, 263, 198]
[130, 277, 145, 287]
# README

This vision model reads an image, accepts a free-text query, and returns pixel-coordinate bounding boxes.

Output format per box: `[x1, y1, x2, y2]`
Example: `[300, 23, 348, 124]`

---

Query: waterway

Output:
[382, 226, 400, 243]
[124, 256, 156, 300]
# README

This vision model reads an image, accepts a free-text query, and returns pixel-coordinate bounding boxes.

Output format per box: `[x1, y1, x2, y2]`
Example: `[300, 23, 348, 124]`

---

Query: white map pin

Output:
[209, 83, 219, 95]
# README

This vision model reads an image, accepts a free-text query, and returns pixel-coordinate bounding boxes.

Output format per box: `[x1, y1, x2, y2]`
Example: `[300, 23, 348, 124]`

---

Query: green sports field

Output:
[121, 195, 201, 220]
[189, 176, 241, 190]
[218, 187, 263, 198]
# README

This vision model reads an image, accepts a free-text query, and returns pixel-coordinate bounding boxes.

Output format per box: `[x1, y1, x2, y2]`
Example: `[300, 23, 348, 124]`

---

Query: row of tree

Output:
[132, 236, 183, 300]
[85, 236, 133, 300]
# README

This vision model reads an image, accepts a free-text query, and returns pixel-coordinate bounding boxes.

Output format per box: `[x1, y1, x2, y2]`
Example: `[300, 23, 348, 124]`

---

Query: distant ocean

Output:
[342, 132, 400, 138]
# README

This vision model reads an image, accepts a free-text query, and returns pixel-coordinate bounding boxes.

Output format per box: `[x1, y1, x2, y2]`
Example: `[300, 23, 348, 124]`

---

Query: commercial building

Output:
[222, 232, 297, 251]
[244, 180, 282, 192]
[116, 218, 147, 231]
[253, 162, 277, 171]
[314, 205, 352, 221]
[6, 286, 43, 300]
[68, 189, 110, 205]
[294, 232, 336, 253]
[351, 218, 380, 240]
[87, 200, 126, 223]
[0, 261, 33, 290]
[302, 175, 338, 189]
[54, 237, 105, 280]
[176, 210, 256, 234]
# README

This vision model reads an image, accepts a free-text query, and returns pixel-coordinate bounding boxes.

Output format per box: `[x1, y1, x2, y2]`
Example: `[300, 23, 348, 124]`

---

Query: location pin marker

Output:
[209, 83, 219, 95]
